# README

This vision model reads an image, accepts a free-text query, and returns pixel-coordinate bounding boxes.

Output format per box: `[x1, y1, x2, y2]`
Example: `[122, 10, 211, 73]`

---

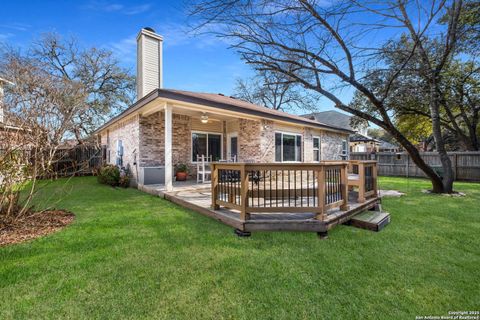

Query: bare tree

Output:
[0, 50, 86, 225]
[33, 33, 135, 143]
[189, 0, 473, 193]
[233, 70, 317, 111]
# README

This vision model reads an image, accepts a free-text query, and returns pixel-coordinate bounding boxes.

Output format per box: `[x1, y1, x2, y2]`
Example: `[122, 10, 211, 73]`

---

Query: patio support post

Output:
[164, 103, 173, 191]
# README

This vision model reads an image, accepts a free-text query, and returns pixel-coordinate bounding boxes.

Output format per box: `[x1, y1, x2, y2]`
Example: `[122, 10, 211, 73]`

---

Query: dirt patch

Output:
[0, 210, 75, 247]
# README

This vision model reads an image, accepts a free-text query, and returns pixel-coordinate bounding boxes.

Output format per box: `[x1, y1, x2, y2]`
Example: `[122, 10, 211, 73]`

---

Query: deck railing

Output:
[347, 160, 378, 202]
[211, 162, 350, 222]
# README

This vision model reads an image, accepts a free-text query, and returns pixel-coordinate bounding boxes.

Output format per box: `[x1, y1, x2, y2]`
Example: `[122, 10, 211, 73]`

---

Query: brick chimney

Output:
[136, 27, 163, 100]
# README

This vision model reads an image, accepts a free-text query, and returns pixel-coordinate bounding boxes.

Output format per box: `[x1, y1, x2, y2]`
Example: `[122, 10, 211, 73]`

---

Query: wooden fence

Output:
[350, 151, 480, 182]
[0, 145, 105, 177]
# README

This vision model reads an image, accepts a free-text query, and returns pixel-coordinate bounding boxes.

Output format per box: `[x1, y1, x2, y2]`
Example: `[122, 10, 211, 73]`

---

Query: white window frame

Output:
[191, 130, 223, 163]
[313, 136, 321, 162]
[342, 139, 348, 156]
[275, 131, 303, 163]
[227, 132, 238, 160]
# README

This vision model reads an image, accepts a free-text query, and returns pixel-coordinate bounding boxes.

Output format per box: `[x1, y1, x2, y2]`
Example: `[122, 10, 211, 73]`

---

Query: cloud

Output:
[0, 33, 14, 42]
[108, 35, 137, 64]
[0, 23, 30, 31]
[85, 1, 151, 15]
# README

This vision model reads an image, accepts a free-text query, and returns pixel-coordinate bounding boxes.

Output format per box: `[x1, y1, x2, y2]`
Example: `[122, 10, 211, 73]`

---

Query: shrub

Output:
[97, 165, 120, 187]
[119, 169, 130, 188]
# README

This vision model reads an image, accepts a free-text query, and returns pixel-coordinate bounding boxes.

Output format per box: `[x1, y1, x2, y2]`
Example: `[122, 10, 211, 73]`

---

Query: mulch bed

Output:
[0, 210, 75, 247]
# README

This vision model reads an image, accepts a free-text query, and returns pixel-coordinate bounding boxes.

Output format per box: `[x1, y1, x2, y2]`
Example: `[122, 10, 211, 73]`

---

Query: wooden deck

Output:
[141, 182, 379, 233]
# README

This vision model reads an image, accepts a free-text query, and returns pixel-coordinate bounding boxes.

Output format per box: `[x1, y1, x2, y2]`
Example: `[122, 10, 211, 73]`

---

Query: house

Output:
[378, 139, 400, 152]
[0, 77, 24, 149]
[94, 28, 353, 191]
[302, 110, 380, 153]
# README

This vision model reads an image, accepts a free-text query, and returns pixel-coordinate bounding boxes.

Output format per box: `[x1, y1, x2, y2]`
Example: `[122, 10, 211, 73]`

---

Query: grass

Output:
[0, 176, 479, 319]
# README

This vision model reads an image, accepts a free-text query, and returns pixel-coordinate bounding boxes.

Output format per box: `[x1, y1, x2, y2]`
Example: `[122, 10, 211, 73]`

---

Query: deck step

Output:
[348, 210, 390, 232]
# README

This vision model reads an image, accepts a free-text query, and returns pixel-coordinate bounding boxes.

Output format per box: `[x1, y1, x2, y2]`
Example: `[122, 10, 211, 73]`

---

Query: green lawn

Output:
[0, 177, 479, 319]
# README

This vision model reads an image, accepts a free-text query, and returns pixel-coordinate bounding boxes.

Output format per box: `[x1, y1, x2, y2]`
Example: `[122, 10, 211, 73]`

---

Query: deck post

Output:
[358, 162, 366, 203]
[316, 167, 326, 221]
[240, 164, 250, 221]
[340, 163, 349, 211]
[211, 163, 219, 210]
[372, 162, 378, 197]
[164, 103, 173, 191]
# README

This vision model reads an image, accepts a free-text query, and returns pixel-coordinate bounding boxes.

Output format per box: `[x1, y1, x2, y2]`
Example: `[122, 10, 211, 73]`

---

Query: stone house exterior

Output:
[94, 28, 352, 190]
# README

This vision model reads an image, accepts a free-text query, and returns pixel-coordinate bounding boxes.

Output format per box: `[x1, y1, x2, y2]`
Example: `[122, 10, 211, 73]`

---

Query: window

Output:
[116, 140, 123, 167]
[275, 132, 302, 162]
[192, 132, 222, 161]
[313, 137, 321, 162]
[342, 140, 348, 158]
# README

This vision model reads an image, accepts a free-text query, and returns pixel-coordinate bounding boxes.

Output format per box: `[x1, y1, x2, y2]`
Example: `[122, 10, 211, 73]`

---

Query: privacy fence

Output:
[0, 145, 105, 177]
[350, 151, 480, 182]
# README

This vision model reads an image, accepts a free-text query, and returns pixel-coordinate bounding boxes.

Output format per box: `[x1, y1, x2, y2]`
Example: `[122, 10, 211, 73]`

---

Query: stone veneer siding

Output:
[321, 131, 348, 160]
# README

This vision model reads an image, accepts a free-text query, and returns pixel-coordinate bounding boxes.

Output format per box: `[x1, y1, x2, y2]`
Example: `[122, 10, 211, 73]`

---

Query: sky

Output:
[0, 0, 396, 115]
[0, 1, 257, 101]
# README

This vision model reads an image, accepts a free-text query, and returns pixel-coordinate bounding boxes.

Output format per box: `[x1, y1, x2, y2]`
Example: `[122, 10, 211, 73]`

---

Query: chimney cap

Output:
[143, 27, 156, 33]
[137, 27, 163, 41]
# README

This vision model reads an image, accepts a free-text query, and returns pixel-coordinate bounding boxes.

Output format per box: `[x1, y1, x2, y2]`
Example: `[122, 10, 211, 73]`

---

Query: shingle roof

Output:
[94, 89, 354, 134]
[301, 110, 354, 130]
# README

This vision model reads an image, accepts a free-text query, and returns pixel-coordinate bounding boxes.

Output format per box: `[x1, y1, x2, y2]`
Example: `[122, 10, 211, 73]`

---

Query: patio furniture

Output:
[196, 155, 212, 183]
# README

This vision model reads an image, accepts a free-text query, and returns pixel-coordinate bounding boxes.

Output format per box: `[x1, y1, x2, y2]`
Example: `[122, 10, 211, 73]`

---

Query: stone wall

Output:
[321, 131, 348, 160]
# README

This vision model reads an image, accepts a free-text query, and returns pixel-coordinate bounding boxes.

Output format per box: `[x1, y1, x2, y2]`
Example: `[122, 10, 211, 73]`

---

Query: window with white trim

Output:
[192, 132, 222, 162]
[275, 132, 302, 162]
[116, 140, 123, 167]
[342, 140, 348, 156]
[313, 136, 321, 162]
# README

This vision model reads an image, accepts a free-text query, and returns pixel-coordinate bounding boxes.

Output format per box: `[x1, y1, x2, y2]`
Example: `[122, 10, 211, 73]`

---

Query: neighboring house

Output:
[94, 28, 353, 189]
[379, 139, 400, 152]
[302, 110, 379, 153]
[0, 77, 24, 149]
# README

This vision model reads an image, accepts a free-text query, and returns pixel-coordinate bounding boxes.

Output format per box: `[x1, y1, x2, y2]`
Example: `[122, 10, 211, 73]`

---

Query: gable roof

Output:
[302, 110, 354, 131]
[94, 89, 353, 134]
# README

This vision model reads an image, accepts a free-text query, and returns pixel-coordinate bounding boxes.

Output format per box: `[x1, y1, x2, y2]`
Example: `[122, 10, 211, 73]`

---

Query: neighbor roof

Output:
[94, 89, 353, 134]
[349, 133, 379, 143]
[302, 110, 355, 131]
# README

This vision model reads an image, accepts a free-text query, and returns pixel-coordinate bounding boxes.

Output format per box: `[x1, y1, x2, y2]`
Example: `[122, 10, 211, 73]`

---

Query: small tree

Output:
[0, 51, 86, 224]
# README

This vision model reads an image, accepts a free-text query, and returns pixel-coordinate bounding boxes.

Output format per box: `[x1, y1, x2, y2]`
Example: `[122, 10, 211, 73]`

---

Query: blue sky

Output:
[0, 0, 361, 114]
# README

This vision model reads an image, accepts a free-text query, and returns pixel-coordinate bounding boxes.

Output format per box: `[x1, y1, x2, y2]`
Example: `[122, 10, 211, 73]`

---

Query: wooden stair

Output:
[347, 205, 390, 232]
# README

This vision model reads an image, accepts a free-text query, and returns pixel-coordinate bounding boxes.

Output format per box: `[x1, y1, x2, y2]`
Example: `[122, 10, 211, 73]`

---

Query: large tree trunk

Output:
[430, 83, 455, 192]
[388, 125, 446, 192]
